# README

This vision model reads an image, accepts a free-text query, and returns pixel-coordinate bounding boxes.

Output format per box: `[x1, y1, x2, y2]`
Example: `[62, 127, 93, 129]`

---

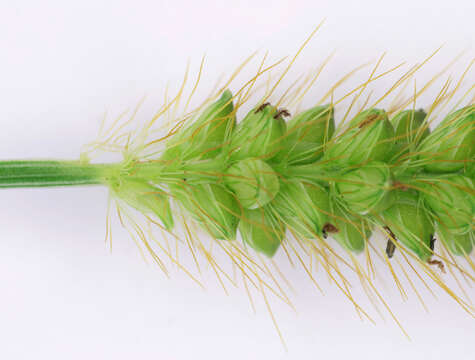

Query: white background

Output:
[0, 1, 474, 359]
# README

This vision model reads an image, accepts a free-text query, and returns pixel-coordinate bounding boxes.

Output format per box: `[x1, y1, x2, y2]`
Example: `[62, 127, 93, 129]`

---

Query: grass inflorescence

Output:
[2, 28, 474, 343]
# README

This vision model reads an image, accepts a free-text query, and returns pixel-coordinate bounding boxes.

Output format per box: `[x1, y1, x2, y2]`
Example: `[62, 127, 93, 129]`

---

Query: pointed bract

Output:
[239, 206, 285, 257]
[170, 183, 239, 240]
[112, 179, 174, 230]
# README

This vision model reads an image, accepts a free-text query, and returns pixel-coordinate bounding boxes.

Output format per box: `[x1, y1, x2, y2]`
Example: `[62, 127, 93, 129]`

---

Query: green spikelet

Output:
[111, 178, 174, 230]
[329, 202, 372, 253]
[272, 180, 330, 238]
[417, 106, 475, 173]
[324, 109, 395, 166]
[381, 191, 434, 261]
[334, 161, 394, 215]
[437, 225, 473, 256]
[170, 183, 239, 240]
[239, 206, 285, 257]
[162, 90, 235, 161]
[229, 103, 287, 161]
[419, 174, 474, 235]
[390, 109, 429, 161]
[224, 158, 280, 210]
[280, 105, 335, 165]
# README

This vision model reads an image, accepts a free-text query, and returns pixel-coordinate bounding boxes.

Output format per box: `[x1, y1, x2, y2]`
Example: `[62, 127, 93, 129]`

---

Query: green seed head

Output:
[111, 179, 174, 230]
[229, 103, 287, 160]
[420, 174, 474, 235]
[239, 206, 285, 257]
[162, 89, 235, 161]
[272, 181, 330, 238]
[329, 203, 372, 253]
[324, 108, 395, 166]
[437, 225, 473, 256]
[382, 191, 434, 261]
[417, 105, 475, 173]
[170, 183, 239, 240]
[335, 161, 394, 215]
[280, 105, 335, 165]
[224, 158, 279, 210]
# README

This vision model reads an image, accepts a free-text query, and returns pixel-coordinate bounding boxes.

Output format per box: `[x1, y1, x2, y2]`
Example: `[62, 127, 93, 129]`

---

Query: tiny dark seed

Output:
[386, 239, 396, 258]
[384, 226, 397, 258]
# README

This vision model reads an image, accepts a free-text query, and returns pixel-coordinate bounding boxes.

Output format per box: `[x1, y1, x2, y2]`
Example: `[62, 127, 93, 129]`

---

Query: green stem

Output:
[0, 160, 119, 188]
[131, 158, 226, 184]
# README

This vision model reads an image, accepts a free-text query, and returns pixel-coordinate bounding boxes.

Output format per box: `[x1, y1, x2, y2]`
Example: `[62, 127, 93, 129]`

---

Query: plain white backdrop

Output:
[0, 1, 474, 359]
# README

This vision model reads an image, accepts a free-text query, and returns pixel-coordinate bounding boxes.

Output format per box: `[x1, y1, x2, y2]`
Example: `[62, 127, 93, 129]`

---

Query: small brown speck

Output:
[255, 102, 270, 113]
[358, 114, 379, 128]
[428, 259, 445, 273]
[323, 223, 339, 234]
[274, 108, 291, 119]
